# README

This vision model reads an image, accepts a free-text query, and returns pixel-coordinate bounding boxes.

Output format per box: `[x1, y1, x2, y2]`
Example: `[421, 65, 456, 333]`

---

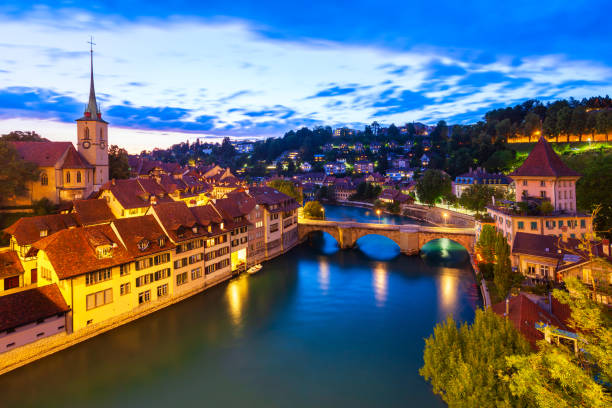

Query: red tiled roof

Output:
[33, 224, 132, 279]
[509, 137, 581, 178]
[111, 215, 174, 258]
[0, 284, 70, 332]
[61, 146, 93, 169]
[10, 141, 73, 167]
[3, 214, 79, 246]
[492, 293, 570, 348]
[72, 199, 115, 226]
[0, 250, 24, 279]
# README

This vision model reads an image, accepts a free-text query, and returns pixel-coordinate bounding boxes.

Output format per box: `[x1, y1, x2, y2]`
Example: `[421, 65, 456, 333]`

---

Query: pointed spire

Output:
[84, 36, 101, 119]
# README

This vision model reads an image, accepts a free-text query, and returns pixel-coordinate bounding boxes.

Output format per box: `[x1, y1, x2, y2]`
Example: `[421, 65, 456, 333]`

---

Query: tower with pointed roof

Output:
[76, 39, 109, 191]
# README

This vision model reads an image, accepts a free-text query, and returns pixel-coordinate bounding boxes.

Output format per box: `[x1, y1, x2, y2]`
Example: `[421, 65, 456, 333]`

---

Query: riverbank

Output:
[0, 240, 301, 376]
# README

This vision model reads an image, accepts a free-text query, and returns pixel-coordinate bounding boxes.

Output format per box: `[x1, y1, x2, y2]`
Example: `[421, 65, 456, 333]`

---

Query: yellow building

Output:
[33, 216, 173, 332]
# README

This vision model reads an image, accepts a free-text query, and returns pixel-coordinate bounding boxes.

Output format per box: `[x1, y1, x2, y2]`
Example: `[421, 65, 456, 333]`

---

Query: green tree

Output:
[267, 179, 303, 203]
[416, 169, 452, 206]
[493, 232, 519, 299]
[476, 224, 497, 264]
[458, 184, 500, 213]
[420, 309, 531, 408]
[0, 140, 40, 202]
[303, 201, 325, 219]
[108, 145, 131, 180]
[506, 278, 612, 408]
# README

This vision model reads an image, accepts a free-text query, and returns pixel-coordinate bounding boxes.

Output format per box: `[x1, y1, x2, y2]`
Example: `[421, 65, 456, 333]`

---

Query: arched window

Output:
[66, 172, 71, 183]
[41, 173, 48, 185]
[77, 171, 82, 183]
[84, 127, 90, 140]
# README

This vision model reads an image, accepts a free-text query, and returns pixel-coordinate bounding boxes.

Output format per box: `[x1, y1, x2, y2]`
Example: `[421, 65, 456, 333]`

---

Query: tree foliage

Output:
[459, 184, 502, 213]
[0, 139, 39, 201]
[416, 169, 452, 206]
[267, 179, 303, 203]
[420, 309, 531, 408]
[303, 201, 325, 219]
[506, 278, 612, 407]
[108, 145, 130, 180]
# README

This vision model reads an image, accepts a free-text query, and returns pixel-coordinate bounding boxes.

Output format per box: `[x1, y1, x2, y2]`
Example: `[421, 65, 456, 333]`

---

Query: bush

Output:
[478, 262, 495, 280]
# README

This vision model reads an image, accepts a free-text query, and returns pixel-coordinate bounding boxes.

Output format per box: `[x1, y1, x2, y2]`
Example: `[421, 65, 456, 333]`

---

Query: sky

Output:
[0, 1, 611, 152]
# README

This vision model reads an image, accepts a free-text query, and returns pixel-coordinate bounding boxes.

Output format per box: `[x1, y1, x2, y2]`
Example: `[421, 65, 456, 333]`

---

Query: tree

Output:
[506, 278, 612, 408]
[476, 224, 497, 264]
[0, 140, 39, 201]
[459, 184, 500, 213]
[303, 201, 324, 219]
[0, 130, 47, 142]
[420, 309, 531, 408]
[267, 179, 303, 203]
[493, 231, 520, 300]
[416, 169, 452, 206]
[108, 145, 130, 180]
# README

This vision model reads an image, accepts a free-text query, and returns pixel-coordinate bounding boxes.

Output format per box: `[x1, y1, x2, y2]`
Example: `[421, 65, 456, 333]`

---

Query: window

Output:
[120, 283, 131, 296]
[86, 288, 113, 310]
[530, 222, 538, 231]
[191, 268, 203, 280]
[76, 171, 81, 183]
[157, 284, 168, 298]
[41, 173, 48, 185]
[138, 290, 151, 304]
[66, 172, 71, 183]
[120, 263, 130, 276]
[176, 272, 188, 286]
[517, 221, 524, 230]
[86, 268, 112, 285]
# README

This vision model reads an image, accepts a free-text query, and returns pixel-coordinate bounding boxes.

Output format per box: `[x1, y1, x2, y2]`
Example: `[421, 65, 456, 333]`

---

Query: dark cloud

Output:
[308, 85, 358, 98]
[371, 89, 433, 116]
[242, 105, 296, 119]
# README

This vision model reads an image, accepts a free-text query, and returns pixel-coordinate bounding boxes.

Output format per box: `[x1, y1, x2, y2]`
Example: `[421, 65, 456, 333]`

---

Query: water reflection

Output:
[317, 258, 330, 293]
[438, 270, 459, 315]
[227, 275, 248, 329]
[373, 262, 388, 307]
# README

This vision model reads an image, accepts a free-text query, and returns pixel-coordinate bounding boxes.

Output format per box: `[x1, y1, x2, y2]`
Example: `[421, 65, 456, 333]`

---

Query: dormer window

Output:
[40, 229, 48, 237]
[96, 245, 112, 259]
[137, 239, 150, 251]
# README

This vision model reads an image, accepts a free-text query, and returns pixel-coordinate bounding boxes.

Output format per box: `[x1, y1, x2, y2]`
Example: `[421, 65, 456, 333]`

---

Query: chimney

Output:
[505, 297, 509, 317]
[603, 239, 610, 257]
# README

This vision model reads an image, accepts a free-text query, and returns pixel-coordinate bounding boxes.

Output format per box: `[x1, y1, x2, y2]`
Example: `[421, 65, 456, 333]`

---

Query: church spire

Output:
[84, 36, 101, 119]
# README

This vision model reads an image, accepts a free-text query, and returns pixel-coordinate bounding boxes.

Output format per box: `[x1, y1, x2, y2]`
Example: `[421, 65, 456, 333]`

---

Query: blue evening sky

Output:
[0, 1, 611, 151]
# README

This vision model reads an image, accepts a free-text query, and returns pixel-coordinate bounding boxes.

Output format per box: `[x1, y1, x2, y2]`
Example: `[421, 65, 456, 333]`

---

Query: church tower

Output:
[76, 39, 109, 191]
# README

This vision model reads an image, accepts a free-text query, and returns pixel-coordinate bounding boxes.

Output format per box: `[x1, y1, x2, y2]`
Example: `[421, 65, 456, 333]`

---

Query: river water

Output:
[0, 204, 480, 407]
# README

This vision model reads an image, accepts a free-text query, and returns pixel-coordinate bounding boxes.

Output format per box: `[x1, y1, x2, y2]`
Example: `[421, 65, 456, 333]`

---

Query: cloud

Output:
[308, 85, 359, 98]
[371, 89, 434, 116]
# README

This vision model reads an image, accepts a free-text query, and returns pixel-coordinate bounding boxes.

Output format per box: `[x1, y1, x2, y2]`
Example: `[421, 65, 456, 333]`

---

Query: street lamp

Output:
[376, 209, 382, 224]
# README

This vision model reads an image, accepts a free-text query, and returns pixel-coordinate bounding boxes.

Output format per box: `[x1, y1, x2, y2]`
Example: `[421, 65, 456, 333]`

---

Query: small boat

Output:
[247, 264, 262, 275]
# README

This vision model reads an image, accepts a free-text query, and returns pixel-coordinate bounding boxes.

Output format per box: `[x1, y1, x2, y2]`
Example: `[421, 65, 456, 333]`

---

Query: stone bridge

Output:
[298, 219, 475, 255]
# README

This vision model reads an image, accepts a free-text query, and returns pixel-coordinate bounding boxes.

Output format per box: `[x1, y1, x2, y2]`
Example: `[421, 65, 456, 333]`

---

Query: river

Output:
[0, 204, 480, 407]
